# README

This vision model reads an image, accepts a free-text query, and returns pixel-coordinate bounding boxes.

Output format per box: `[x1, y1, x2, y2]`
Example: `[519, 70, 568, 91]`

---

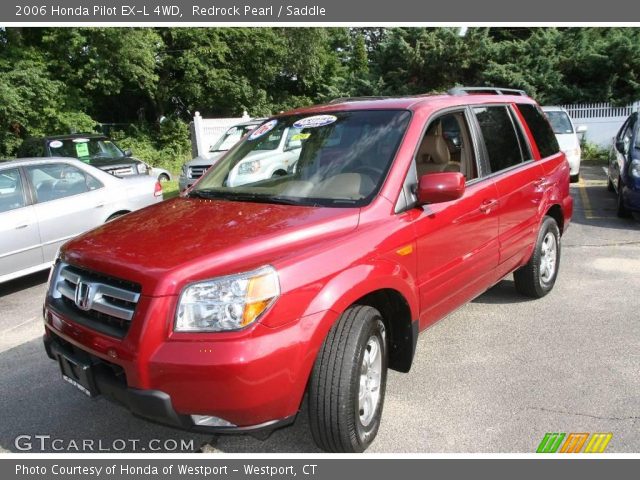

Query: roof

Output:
[25, 133, 107, 142]
[281, 92, 538, 117]
[0, 156, 84, 168]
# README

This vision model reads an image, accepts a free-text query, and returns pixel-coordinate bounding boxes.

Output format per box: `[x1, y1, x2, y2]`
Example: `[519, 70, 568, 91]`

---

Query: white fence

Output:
[560, 101, 640, 148]
[191, 111, 250, 158]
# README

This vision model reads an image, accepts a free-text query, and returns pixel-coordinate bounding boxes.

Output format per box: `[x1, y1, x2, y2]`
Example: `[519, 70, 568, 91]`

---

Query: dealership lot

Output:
[0, 164, 638, 453]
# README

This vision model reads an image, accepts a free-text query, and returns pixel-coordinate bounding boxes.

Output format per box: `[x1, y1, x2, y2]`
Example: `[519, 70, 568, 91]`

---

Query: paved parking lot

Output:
[0, 164, 638, 453]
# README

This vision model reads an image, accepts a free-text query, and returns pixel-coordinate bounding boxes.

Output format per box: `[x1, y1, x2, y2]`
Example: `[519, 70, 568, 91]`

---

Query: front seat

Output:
[416, 122, 451, 177]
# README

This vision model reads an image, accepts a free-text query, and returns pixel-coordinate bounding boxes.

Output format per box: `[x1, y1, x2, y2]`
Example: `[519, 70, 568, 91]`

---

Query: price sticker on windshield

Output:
[75, 142, 90, 157]
[249, 120, 278, 140]
[293, 115, 337, 129]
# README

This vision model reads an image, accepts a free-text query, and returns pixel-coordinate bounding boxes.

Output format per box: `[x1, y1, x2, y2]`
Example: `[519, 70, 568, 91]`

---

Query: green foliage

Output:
[3, 27, 640, 163]
[580, 140, 610, 162]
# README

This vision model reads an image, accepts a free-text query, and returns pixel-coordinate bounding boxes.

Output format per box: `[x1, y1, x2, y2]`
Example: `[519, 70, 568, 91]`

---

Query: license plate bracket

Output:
[57, 353, 99, 397]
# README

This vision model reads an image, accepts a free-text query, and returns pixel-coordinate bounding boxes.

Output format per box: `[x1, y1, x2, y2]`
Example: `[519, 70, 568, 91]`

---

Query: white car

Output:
[542, 106, 587, 182]
[227, 122, 303, 187]
[0, 157, 163, 283]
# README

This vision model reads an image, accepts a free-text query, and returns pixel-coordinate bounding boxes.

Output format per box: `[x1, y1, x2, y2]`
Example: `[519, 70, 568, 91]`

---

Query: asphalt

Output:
[0, 164, 638, 453]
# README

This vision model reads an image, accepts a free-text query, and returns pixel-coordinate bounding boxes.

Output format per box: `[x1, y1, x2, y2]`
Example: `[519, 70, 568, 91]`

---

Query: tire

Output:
[308, 305, 388, 453]
[514, 216, 561, 299]
[570, 173, 580, 183]
[607, 175, 615, 192]
[158, 173, 170, 182]
[616, 177, 631, 218]
[271, 170, 287, 178]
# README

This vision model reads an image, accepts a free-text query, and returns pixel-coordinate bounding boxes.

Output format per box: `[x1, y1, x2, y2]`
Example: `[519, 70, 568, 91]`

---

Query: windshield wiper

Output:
[188, 189, 322, 207]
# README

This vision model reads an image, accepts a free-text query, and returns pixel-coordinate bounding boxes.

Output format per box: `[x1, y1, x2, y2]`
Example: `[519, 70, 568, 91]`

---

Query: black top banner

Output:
[4, 0, 640, 22]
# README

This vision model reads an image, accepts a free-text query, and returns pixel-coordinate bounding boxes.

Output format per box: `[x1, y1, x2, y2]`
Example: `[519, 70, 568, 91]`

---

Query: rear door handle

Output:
[479, 199, 498, 214]
[15, 224, 28, 230]
[95, 204, 104, 209]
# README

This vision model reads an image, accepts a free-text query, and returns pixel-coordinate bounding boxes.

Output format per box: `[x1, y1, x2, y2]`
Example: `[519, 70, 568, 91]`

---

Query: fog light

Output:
[191, 415, 236, 427]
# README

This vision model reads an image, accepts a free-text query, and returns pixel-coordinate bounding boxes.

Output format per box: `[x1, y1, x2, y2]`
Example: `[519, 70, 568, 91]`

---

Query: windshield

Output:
[190, 110, 411, 207]
[48, 138, 125, 162]
[545, 111, 574, 134]
[210, 124, 259, 152]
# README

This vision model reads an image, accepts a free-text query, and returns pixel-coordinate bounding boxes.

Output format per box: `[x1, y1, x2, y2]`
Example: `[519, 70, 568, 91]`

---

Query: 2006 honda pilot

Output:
[43, 87, 573, 452]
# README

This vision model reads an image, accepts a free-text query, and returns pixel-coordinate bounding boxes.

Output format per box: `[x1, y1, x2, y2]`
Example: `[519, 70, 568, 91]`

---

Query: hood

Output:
[554, 134, 579, 153]
[188, 152, 225, 166]
[88, 156, 138, 168]
[62, 197, 360, 296]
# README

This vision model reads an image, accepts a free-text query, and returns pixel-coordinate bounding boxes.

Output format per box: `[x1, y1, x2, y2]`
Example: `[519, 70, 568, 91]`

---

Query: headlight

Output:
[175, 266, 280, 332]
[238, 160, 260, 175]
[137, 163, 148, 174]
[630, 159, 640, 178]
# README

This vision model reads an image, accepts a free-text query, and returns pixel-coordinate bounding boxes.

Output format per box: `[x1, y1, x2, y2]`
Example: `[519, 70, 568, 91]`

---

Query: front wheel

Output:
[308, 305, 387, 452]
[616, 177, 631, 218]
[514, 216, 561, 298]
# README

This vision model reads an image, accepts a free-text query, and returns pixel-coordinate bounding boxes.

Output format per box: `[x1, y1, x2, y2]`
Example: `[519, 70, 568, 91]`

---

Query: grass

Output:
[162, 180, 180, 200]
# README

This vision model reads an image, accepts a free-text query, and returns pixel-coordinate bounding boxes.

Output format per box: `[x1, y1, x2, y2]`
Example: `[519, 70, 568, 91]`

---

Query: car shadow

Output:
[0, 270, 49, 298]
[0, 338, 319, 453]
[472, 279, 536, 305]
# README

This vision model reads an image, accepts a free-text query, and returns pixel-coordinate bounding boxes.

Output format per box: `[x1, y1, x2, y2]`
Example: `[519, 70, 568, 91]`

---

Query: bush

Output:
[580, 140, 610, 162]
[110, 119, 191, 173]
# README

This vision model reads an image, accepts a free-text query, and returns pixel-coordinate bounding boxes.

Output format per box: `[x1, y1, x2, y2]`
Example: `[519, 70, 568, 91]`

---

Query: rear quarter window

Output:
[517, 104, 560, 158]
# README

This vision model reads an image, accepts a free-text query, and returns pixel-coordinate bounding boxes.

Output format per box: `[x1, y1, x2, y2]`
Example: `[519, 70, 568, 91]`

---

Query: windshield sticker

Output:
[75, 142, 90, 157]
[49, 140, 63, 149]
[72, 138, 89, 143]
[293, 115, 337, 129]
[248, 120, 278, 140]
[291, 132, 312, 141]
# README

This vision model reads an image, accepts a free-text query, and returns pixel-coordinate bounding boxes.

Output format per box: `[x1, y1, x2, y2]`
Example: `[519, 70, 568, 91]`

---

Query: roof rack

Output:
[328, 96, 388, 104]
[448, 87, 528, 97]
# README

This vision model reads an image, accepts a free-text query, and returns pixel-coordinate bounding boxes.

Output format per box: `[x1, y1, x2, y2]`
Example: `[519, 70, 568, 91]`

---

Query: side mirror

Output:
[124, 148, 133, 157]
[615, 140, 626, 154]
[576, 125, 588, 134]
[417, 172, 465, 205]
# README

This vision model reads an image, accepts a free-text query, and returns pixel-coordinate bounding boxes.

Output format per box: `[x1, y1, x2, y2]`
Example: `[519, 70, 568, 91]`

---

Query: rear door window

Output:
[517, 104, 560, 158]
[473, 106, 525, 173]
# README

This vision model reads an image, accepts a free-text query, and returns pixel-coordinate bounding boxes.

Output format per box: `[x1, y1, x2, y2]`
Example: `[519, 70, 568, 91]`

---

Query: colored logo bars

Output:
[537, 433, 612, 453]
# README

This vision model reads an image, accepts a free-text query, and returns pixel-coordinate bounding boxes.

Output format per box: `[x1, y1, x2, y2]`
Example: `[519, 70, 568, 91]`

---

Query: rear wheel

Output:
[514, 216, 561, 298]
[570, 173, 580, 183]
[308, 305, 387, 452]
[607, 174, 615, 192]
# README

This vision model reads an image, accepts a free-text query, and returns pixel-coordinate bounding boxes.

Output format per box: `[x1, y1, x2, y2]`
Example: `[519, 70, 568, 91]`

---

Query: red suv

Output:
[43, 87, 572, 452]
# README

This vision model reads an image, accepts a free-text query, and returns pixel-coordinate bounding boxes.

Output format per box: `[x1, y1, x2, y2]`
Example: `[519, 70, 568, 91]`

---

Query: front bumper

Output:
[178, 175, 192, 192]
[43, 331, 296, 435]
[43, 294, 333, 431]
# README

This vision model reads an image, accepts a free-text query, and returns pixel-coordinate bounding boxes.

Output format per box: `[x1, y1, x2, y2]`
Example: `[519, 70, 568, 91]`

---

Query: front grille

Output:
[51, 263, 141, 338]
[188, 165, 210, 179]
[104, 166, 135, 177]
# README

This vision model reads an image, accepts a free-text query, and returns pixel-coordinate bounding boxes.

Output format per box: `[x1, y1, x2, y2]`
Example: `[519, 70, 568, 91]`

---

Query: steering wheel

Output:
[351, 165, 384, 180]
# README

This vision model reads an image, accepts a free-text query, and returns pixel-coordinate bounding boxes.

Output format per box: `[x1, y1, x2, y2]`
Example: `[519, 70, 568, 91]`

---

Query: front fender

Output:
[303, 258, 419, 321]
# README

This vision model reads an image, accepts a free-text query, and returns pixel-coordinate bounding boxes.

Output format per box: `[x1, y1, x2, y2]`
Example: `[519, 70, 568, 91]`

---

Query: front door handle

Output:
[479, 199, 498, 214]
[95, 204, 104, 209]
[15, 224, 28, 230]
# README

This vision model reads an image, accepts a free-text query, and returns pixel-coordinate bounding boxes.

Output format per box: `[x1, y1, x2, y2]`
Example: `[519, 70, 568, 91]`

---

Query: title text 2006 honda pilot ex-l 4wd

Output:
[43, 87, 572, 452]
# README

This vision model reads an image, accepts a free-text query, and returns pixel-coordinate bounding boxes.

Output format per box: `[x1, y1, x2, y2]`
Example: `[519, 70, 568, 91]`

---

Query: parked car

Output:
[145, 164, 172, 183]
[0, 157, 162, 283]
[43, 88, 571, 453]
[179, 119, 265, 191]
[607, 112, 640, 216]
[17, 134, 148, 178]
[542, 106, 586, 182]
